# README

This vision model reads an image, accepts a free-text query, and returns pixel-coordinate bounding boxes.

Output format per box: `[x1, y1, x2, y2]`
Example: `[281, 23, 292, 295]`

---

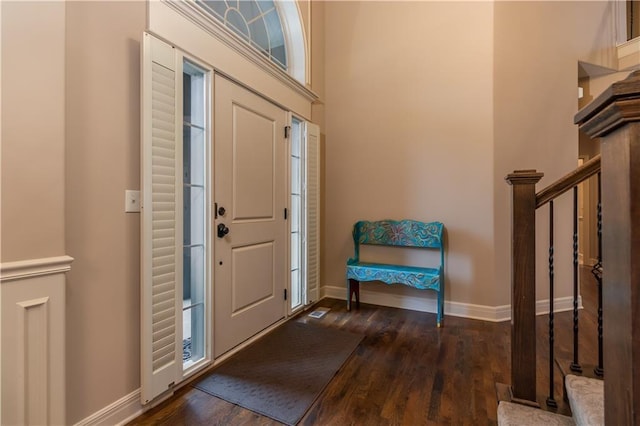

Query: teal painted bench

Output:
[346, 219, 445, 327]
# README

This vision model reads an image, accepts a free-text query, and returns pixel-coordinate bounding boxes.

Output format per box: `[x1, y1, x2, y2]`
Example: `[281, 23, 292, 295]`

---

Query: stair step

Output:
[556, 358, 603, 381]
[497, 401, 575, 426]
[565, 374, 604, 426]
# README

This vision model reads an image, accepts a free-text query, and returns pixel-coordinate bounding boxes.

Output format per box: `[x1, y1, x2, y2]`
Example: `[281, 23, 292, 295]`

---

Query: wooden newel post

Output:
[575, 70, 640, 425]
[506, 170, 543, 404]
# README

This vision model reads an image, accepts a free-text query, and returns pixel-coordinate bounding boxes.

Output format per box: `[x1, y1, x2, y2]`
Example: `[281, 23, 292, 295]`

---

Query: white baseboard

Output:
[321, 285, 582, 322]
[536, 295, 583, 316]
[74, 389, 142, 426]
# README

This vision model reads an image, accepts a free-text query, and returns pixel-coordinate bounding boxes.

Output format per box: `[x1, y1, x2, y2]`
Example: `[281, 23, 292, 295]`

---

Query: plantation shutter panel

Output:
[305, 123, 321, 303]
[141, 33, 181, 404]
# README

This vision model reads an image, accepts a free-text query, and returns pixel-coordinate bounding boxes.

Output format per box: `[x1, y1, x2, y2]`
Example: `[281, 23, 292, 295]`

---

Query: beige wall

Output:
[1, 1, 66, 262]
[310, 1, 325, 130]
[65, 1, 145, 422]
[493, 2, 619, 305]
[579, 70, 630, 110]
[324, 1, 620, 310]
[310, 1, 326, 290]
[323, 1, 497, 306]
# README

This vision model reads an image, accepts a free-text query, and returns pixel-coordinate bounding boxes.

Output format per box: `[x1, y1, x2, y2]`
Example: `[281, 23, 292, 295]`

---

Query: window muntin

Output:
[197, 0, 287, 70]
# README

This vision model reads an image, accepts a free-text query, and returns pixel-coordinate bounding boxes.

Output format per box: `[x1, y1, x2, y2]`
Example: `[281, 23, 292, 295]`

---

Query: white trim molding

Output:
[1, 255, 74, 282]
[73, 389, 142, 426]
[321, 285, 583, 323]
[276, 0, 307, 85]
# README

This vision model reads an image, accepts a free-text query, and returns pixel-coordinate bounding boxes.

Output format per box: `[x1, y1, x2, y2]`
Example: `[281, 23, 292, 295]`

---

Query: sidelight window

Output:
[289, 118, 321, 313]
[182, 61, 208, 368]
[290, 118, 304, 310]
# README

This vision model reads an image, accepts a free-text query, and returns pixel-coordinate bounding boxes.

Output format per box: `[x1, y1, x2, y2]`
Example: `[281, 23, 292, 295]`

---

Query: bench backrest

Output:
[351, 219, 444, 263]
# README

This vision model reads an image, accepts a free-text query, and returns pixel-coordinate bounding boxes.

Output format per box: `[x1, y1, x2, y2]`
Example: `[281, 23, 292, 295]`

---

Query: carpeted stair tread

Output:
[565, 374, 604, 426]
[497, 401, 575, 426]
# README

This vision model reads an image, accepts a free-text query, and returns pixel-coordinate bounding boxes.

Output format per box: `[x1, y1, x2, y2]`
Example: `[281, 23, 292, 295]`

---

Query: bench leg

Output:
[437, 289, 444, 327]
[347, 279, 360, 311]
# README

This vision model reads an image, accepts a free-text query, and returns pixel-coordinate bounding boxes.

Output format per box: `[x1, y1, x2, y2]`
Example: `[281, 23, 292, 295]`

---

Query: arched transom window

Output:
[197, 0, 289, 70]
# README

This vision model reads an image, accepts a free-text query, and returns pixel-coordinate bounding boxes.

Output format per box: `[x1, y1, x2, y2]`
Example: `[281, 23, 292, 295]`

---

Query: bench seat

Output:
[346, 261, 441, 290]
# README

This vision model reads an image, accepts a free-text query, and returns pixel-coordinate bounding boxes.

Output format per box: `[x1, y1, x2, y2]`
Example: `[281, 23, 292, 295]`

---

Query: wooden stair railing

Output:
[503, 156, 601, 406]
[502, 70, 640, 423]
[535, 155, 601, 208]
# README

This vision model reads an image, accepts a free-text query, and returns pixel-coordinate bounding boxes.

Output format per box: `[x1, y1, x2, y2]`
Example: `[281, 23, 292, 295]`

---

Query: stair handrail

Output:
[536, 155, 601, 208]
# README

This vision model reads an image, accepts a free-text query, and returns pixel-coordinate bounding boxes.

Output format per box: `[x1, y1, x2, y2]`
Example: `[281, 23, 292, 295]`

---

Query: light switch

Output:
[125, 190, 141, 213]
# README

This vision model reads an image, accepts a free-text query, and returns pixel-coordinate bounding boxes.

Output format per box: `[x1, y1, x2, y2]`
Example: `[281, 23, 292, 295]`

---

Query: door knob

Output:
[217, 223, 230, 238]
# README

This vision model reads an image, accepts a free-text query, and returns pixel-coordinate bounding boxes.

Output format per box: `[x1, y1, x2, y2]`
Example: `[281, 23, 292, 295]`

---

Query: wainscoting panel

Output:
[17, 296, 50, 425]
[1, 256, 72, 425]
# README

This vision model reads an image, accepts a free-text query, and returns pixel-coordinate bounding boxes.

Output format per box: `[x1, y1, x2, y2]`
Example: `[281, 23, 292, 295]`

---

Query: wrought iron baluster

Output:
[547, 200, 557, 408]
[592, 172, 604, 377]
[571, 186, 582, 373]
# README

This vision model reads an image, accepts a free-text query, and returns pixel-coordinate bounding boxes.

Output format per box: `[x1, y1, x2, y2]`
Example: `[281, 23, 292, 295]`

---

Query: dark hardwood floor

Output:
[129, 267, 598, 425]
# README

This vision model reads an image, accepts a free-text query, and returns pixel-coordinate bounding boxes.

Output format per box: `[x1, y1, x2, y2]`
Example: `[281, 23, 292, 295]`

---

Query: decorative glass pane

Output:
[183, 63, 206, 128]
[239, 0, 262, 22]
[201, 0, 226, 19]
[249, 19, 270, 52]
[264, 9, 286, 68]
[183, 304, 204, 362]
[256, 0, 275, 14]
[291, 232, 299, 270]
[291, 270, 301, 307]
[271, 45, 286, 69]
[183, 125, 205, 186]
[226, 8, 249, 39]
[291, 120, 301, 157]
[291, 158, 300, 195]
[183, 186, 205, 246]
[185, 245, 205, 305]
[182, 307, 192, 360]
[196, 0, 287, 70]
[291, 194, 300, 233]
[264, 9, 284, 47]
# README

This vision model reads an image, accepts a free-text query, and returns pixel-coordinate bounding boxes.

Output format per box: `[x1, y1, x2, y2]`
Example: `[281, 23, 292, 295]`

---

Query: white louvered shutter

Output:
[305, 123, 320, 303]
[141, 33, 181, 404]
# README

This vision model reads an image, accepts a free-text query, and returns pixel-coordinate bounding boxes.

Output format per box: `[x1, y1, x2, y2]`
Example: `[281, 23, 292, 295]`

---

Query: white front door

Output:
[213, 75, 287, 357]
